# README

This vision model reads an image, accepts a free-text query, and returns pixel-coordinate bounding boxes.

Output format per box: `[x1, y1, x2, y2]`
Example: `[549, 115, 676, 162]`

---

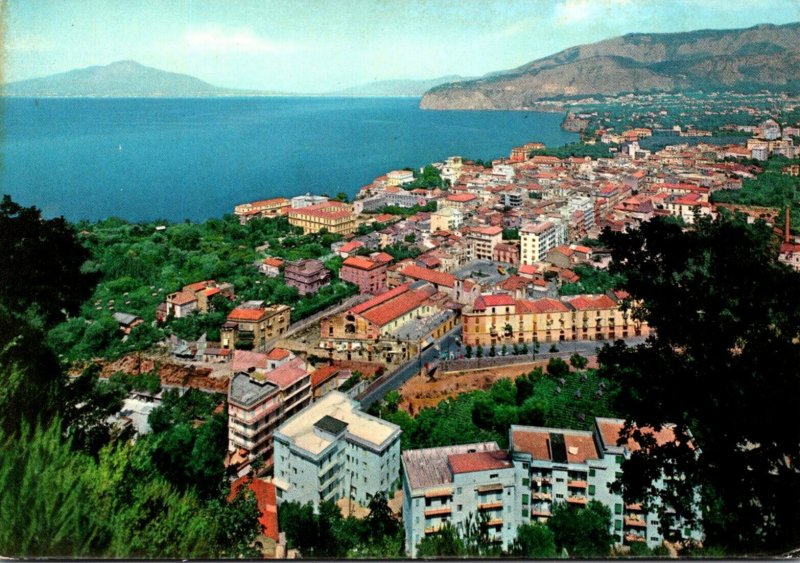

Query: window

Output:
[588, 485, 596, 495]
[522, 508, 529, 518]
[589, 468, 595, 477]
[615, 472, 623, 480]
[457, 487, 462, 494]
[556, 494, 563, 499]
[615, 519, 622, 531]
[522, 478, 529, 487]
[522, 463, 529, 470]
[683, 528, 691, 537]
[615, 503, 622, 515]
[556, 478, 564, 483]
[490, 473, 499, 479]
[616, 455, 624, 464]
[522, 494, 529, 504]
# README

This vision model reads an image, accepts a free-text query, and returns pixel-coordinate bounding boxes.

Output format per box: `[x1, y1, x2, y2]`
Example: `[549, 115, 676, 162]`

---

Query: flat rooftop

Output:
[277, 391, 399, 456]
[402, 442, 501, 490]
[229, 371, 278, 407]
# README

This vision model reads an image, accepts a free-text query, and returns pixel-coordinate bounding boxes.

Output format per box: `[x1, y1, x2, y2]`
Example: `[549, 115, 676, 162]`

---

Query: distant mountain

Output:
[328, 75, 474, 97]
[421, 23, 800, 110]
[2, 60, 276, 97]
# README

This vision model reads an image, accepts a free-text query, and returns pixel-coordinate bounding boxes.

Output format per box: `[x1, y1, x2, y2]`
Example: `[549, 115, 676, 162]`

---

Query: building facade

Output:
[287, 201, 356, 235]
[227, 355, 312, 466]
[284, 259, 331, 295]
[273, 391, 401, 510]
[467, 226, 503, 261]
[221, 301, 291, 352]
[339, 256, 389, 295]
[401, 418, 703, 557]
[520, 221, 566, 265]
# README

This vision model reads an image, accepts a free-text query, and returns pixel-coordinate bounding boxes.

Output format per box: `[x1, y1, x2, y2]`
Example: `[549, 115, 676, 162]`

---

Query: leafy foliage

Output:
[548, 500, 613, 557]
[560, 264, 626, 296]
[598, 214, 800, 551]
[511, 522, 557, 558]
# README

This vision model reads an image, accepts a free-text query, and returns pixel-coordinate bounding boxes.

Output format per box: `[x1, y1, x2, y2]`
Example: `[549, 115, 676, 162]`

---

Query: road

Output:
[358, 332, 648, 410]
[358, 326, 462, 410]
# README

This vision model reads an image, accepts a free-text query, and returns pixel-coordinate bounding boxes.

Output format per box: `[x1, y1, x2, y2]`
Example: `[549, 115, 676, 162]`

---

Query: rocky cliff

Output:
[421, 23, 800, 110]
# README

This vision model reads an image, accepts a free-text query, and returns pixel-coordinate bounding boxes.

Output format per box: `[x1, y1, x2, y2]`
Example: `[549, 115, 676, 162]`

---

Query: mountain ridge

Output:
[421, 22, 800, 110]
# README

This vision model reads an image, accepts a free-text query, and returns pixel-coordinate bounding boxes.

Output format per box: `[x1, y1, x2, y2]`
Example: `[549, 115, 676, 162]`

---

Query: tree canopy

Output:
[598, 213, 800, 552]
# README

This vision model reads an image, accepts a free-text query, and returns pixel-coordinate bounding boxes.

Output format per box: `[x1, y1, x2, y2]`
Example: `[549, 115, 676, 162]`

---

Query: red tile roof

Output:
[228, 306, 267, 322]
[169, 290, 197, 305]
[311, 365, 342, 388]
[512, 428, 600, 463]
[232, 350, 270, 371]
[339, 241, 364, 253]
[474, 294, 516, 310]
[448, 450, 512, 474]
[399, 264, 455, 288]
[342, 256, 382, 271]
[228, 477, 279, 542]
[263, 257, 284, 267]
[596, 418, 692, 452]
[360, 289, 428, 327]
[517, 298, 570, 314]
[184, 280, 214, 293]
[266, 347, 291, 361]
[446, 193, 477, 203]
[266, 357, 309, 389]
[350, 284, 411, 315]
[564, 294, 617, 311]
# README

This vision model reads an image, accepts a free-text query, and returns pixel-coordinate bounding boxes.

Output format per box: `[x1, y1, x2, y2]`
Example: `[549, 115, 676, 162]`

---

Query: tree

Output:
[209, 486, 262, 558]
[0, 195, 99, 326]
[465, 344, 472, 358]
[598, 214, 800, 551]
[548, 500, 612, 557]
[546, 357, 569, 378]
[363, 491, 399, 542]
[489, 344, 497, 357]
[501, 343, 508, 356]
[512, 522, 557, 558]
[415, 523, 465, 557]
[476, 345, 483, 358]
[569, 353, 589, 369]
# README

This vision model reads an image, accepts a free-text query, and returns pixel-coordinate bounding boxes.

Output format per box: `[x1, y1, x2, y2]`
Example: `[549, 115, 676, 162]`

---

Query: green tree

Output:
[208, 486, 262, 558]
[548, 500, 612, 557]
[569, 353, 589, 369]
[415, 523, 465, 557]
[512, 522, 557, 558]
[598, 213, 800, 551]
[0, 195, 99, 326]
[546, 357, 569, 378]
[0, 421, 105, 557]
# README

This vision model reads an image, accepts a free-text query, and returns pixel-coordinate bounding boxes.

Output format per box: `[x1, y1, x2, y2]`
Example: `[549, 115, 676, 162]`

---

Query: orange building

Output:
[461, 291, 648, 346]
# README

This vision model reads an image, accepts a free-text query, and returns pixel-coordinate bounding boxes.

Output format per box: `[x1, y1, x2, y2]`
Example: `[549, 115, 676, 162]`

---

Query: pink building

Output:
[284, 259, 330, 295]
[339, 256, 389, 294]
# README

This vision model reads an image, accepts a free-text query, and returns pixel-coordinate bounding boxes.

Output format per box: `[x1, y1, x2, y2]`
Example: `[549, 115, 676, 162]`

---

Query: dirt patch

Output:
[90, 354, 230, 393]
[398, 356, 597, 414]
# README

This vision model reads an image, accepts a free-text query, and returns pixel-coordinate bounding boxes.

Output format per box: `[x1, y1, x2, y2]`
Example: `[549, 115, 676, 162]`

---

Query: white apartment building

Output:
[467, 226, 503, 261]
[520, 221, 566, 265]
[273, 391, 401, 510]
[402, 442, 518, 557]
[401, 417, 703, 557]
[291, 194, 330, 208]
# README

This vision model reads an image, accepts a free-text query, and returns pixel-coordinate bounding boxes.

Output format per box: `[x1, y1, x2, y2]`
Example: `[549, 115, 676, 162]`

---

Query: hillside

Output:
[328, 75, 473, 97]
[2, 60, 266, 97]
[421, 23, 800, 110]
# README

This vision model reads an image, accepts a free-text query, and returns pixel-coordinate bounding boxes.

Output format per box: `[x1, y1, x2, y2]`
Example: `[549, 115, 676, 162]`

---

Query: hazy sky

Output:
[5, 0, 800, 93]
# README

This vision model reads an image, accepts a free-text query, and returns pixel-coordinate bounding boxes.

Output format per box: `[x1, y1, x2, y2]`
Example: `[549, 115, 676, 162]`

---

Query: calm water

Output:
[1, 97, 576, 222]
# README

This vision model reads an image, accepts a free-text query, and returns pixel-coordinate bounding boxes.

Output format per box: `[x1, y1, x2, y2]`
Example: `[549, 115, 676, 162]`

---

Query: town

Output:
[3, 109, 799, 558]
[4, 90, 800, 558]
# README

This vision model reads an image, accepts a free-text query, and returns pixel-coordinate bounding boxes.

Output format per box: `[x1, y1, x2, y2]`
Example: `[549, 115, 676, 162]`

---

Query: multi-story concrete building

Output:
[520, 221, 566, 265]
[386, 169, 415, 186]
[287, 201, 356, 235]
[339, 255, 389, 295]
[227, 355, 312, 466]
[493, 242, 520, 266]
[429, 207, 464, 233]
[221, 301, 291, 352]
[284, 259, 331, 296]
[466, 226, 503, 261]
[402, 418, 703, 557]
[273, 391, 401, 510]
[402, 442, 518, 557]
[500, 191, 524, 208]
[353, 191, 422, 214]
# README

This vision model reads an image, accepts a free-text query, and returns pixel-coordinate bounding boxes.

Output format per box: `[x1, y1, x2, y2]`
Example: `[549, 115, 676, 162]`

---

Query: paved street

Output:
[358, 332, 648, 409]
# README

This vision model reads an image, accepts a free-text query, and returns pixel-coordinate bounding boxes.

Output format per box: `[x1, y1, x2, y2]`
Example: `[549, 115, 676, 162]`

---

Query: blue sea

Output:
[1, 97, 576, 222]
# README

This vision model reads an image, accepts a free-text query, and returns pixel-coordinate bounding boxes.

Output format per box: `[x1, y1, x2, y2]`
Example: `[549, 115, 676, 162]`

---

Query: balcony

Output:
[625, 503, 643, 511]
[478, 501, 503, 511]
[424, 525, 446, 535]
[624, 533, 646, 544]
[475, 483, 503, 493]
[532, 492, 552, 501]
[566, 496, 588, 506]
[424, 506, 452, 517]
[486, 518, 503, 527]
[624, 517, 647, 528]
[567, 480, 588, 489]
[530, 510, 551, 518]
[424, 488, 453, 499]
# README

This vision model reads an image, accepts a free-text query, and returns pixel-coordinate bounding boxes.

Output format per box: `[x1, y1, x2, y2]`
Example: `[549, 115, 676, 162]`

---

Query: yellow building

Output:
[221, 301, 291, 352]
[286, 201, 356, 235]
[462, 292, 648, 347]
[233, 197, 291, 223]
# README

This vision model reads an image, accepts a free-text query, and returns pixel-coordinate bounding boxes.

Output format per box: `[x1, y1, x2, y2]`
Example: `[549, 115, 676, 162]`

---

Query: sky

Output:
[4, 0, 800, 93]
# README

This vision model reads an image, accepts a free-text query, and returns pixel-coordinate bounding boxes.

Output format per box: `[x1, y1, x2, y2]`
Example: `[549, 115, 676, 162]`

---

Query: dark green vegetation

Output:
[372, 358, 617, 451]
[560, 265, 626, 296]
[406, 164, 447, 190]
[711, 156, 800, 230]
[416, 501, 612, 558]
[0, 196, 264, 557]
[279, 492, 403, 558]
[373, 201, 437, 217]
[530, 142, 618, 159]
[45, 214, 356, 362]
[599, 213, 800, 553]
